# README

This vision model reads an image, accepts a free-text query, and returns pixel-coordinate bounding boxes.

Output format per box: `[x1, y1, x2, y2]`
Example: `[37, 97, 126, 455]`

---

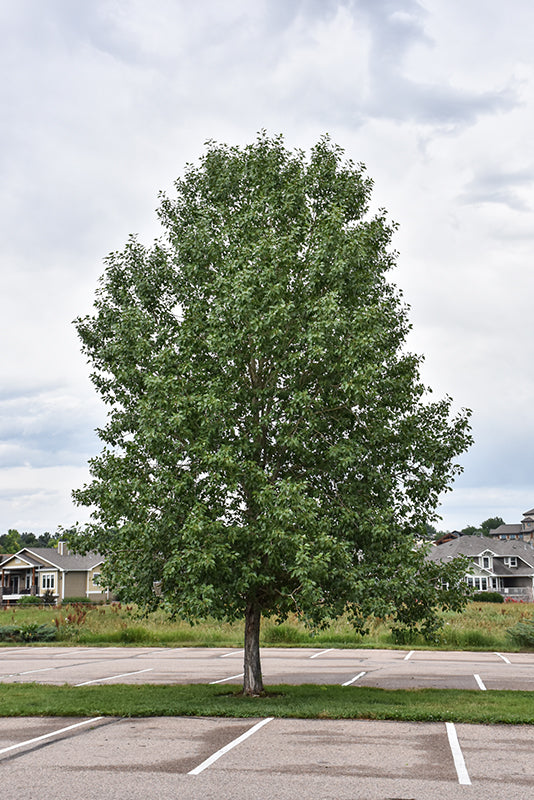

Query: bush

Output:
[20, 596, 42, 605]
[0, 623, 57, 642]
[508, 618, 534, 647]
[471, 592, 504, 603]
[62, 597, 93, 605]
[41, 590, 56, 605]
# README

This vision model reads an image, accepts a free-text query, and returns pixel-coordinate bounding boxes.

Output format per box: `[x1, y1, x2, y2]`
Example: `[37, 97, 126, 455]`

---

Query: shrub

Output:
[0, 623, 57, 642]
[508, 618, 534, 647]
[471, 592, 504, 603]
[41, 590, 56, 605]
[62, 597, 93, 605]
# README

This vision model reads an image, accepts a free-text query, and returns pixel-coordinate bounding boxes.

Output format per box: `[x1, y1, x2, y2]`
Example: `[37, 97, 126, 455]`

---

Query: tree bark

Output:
[243, 600, 264, 696]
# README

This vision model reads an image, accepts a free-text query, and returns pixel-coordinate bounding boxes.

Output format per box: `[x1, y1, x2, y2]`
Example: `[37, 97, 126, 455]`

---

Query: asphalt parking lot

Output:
[1, 714, 534, 799]
[2, 647, 534, 799]
[1, 645, 534, 690]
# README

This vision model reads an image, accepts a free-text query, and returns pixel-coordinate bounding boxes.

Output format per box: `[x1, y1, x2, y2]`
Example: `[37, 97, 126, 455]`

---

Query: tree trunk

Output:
[243, 600, 263, 696]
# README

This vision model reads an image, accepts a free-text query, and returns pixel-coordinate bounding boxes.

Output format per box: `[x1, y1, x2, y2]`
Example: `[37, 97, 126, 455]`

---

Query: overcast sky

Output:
[1, 0, 533, 535]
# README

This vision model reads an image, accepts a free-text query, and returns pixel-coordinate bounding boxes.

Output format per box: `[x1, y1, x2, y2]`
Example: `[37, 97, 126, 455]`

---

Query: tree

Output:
[20, 531, 38, 547]
[72, 134, 472, 695]
[480, 517, 504, 537]
[461, 525, 480, 536]
[1, 529, 22, 553]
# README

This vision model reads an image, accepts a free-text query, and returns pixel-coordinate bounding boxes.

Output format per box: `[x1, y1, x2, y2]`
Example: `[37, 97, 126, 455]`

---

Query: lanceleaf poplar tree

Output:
[72, 135, 472, 695]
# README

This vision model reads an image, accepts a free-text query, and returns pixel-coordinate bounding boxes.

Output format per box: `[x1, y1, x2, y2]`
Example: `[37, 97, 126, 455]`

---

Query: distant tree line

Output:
[426, 516, 505, 540]
[0, 529, 60, 554]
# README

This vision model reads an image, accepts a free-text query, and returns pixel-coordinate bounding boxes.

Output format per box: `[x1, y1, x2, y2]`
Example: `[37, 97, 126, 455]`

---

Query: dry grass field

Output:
[1, 599, 533, 650]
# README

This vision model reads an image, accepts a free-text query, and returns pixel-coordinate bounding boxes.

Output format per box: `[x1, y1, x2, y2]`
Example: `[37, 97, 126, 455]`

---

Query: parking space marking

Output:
[188, 717, 274, 775]
[474, 673, 487, 690]
[341, 671, 366, 686]
[74, 668, 153, 686]
[309, 649, 334, 659]
[2, 667, 55, 678]
[209, 672, 244, 685]
[496, 652, 511, 664]
[446, 722, 471, 785]
[220, 650, 244, 658]
[404, 650, 414, 660]
[0, 718, 104, 757]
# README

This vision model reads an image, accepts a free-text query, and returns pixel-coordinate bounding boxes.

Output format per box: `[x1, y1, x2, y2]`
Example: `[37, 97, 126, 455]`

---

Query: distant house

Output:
[434, 530, 464, 546]
[489, 509, 534, 544]
[428, 535, 534, 602]
[0, 543, 108, 605]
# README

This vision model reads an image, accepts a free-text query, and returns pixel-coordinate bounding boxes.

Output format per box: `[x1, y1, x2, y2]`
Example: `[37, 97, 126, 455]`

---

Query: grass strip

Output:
[1, 683, 534, 725]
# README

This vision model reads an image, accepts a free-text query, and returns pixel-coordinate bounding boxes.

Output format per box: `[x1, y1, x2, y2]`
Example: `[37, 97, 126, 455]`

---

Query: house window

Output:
[466, 576, 487, 590]
[500, 535, 506, 540]
[491, 578, 500, 590]
[92, 573, 100, 586]
[42, 573, 55, 590]
[482, 557, 491, 569]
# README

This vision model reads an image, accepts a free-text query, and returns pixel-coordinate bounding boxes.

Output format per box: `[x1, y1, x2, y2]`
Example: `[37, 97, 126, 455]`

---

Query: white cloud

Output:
[2, 0, 534, 534]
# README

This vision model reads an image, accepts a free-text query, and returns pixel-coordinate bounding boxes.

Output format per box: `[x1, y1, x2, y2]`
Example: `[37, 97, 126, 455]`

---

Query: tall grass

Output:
[1, 600, 533, 650]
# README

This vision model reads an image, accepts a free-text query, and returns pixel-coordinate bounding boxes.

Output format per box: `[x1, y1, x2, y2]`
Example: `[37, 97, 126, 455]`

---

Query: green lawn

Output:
[0, 682, 533, 725]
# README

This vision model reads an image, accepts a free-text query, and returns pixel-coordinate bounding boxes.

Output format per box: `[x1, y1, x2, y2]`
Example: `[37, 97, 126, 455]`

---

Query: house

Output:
[489, 509, 534, 544]
[0, 543, 108, 605]
[434, 530, 464, 546]
[428, 535, 534, 602]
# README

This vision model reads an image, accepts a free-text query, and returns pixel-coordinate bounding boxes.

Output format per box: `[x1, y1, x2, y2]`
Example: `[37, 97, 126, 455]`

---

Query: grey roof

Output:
[1, 548, 103, 571]
[523, 508, 534, 517]
[492, 561, 534, 577]
[488, 523, 522, 536]
[0, 551, 43, 568]
[428, 535, 534, 569]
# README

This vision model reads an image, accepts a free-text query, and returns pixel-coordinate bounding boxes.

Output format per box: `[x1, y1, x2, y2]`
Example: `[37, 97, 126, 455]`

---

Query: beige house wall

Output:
[64, 572, 87, 598]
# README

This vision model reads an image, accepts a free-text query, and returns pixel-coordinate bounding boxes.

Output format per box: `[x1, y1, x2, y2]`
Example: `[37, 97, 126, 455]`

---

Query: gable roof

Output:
[428, 535, 534, 568]
[0, 552, 43, 569]
[0, 547, 103, 571]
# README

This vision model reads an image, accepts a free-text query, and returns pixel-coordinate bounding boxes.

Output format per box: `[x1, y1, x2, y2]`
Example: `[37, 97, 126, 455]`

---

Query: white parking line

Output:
[188, 717, 274, 775]
[404, 650, 414, 660]
[495, 652, 511, 664]
[474, 674, 487, 691]
[209, 672, 244, 685]
[445, 722, 471, 785]
[341, 672, 366, 686]
[75, 668, 153, 686]
[309, 649, 334, 659]
[0, 718, 104, 756]
[220, 650, 244, 658]
[2, 667, 55, 678]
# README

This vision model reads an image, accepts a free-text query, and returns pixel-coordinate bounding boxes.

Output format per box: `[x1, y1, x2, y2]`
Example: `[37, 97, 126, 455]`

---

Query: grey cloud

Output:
[367, 81, 515, 127]
[354, 0, 517, 128]
[0, 390, 102, 468]
[453, 419, 534, 489]
[460, 168, 534, 211]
